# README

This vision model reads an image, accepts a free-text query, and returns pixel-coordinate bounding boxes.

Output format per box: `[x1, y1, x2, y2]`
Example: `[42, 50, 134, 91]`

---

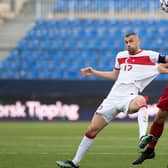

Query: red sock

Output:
[148, 122, 164, 148]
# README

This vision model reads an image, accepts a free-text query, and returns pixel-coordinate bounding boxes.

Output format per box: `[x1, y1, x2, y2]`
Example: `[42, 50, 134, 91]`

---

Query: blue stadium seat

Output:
[2, 18, 167, 80]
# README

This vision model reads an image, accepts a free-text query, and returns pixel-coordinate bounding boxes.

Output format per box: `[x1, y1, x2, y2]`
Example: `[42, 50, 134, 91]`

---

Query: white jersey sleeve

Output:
[146, 50, 160, 63]
[114, 53, 120, 70]
[114, 51, 128, 70]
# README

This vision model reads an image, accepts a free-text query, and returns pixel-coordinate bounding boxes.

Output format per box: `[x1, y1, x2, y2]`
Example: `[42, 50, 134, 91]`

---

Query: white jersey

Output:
[109, 49, 160, 96]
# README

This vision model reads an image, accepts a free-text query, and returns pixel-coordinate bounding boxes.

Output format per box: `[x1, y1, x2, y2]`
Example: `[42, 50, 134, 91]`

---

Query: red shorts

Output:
[157, 85, 168, 111]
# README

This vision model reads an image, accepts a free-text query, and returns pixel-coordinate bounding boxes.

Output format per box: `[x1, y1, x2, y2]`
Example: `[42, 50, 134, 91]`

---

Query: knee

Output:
[154, 116, 165, 124]
[129, 96, 147, 113]
[85, 126, 99, 138]
[135, 96, 147, 107]
[154, 110, 168, 124]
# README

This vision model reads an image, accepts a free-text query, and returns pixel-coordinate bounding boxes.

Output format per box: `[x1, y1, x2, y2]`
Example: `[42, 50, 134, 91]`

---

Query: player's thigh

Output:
[128, 95, 146, 113]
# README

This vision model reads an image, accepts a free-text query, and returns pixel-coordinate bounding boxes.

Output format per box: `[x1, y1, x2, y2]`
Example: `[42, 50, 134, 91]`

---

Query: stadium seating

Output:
[0, 19, 168, 80]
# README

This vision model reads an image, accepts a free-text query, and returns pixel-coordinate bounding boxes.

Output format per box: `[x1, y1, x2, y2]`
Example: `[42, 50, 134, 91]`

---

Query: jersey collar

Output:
[129, 49, 143, 56]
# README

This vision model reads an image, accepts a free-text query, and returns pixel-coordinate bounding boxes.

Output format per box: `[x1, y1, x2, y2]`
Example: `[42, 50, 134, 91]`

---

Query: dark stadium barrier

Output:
[0, 79, 167, 121]
[0, 79, 166, 97]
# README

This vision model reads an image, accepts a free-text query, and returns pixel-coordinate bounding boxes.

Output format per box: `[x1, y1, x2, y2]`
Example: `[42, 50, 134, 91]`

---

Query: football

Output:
[160, 0, 168, 13]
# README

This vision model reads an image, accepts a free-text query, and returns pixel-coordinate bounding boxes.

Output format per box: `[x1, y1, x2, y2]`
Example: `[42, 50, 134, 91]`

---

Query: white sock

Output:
[137, 106, 148, 139]
[72, 136, 94, 166]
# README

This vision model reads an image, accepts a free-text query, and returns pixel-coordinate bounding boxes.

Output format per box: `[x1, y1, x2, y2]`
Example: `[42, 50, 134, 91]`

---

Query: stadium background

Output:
[0, 0, 168, 121]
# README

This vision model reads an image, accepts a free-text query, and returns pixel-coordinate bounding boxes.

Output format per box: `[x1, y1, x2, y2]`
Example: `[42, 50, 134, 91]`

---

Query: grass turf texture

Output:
[0, 122, 167, 168]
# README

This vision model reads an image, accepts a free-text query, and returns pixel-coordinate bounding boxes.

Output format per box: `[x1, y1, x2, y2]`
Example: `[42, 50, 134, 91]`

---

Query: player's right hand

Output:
[80, 67, 95, 76]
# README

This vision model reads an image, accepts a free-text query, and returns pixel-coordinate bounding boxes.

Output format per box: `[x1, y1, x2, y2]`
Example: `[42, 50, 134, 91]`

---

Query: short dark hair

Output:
[125, 32, 137, 37]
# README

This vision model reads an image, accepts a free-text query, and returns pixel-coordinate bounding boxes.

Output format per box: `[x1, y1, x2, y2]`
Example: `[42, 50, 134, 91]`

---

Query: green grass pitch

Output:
[0, 121, 167, 168]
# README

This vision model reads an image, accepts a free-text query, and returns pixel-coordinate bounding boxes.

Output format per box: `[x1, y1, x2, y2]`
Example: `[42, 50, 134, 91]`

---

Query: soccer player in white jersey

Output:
[56, 32, 168, 168]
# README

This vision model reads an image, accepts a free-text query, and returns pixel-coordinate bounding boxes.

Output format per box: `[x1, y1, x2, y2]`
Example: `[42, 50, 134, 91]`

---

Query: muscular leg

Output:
[128, 95, 148, 139]
[86, 113, 108, 136]
[148, 110, 168, 149]
[132, 86, 168, 165]
[132, 110, 168, 165]
[148, 85, 168, 148]
[72, 113, 108, 166]
[154, 109, 168, 124]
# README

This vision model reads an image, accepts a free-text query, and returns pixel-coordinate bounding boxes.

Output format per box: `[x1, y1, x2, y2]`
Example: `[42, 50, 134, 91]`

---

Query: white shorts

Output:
[96, 94, 137, 123]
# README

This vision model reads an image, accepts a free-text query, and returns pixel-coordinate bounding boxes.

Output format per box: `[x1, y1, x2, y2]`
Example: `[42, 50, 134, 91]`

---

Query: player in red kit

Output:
[132, 64, 168, 165]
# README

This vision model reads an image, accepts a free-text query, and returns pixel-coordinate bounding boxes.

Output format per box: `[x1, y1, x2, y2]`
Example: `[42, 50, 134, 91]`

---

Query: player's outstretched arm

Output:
[80, 67, 119, 80]
[157, 63, 168, 74]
